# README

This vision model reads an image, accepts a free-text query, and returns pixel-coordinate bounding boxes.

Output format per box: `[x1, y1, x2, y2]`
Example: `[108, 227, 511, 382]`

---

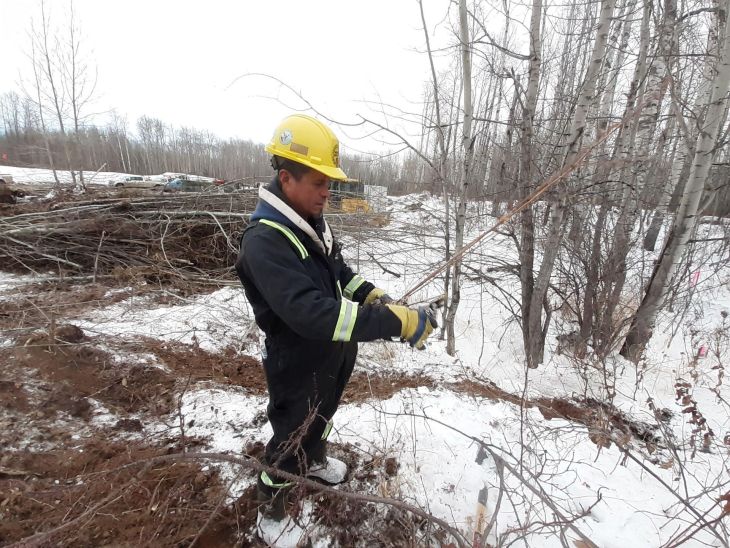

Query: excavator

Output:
[327, 178, 371, 213]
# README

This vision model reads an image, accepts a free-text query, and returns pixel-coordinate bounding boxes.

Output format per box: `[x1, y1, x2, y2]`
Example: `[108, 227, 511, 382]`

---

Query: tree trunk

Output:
[518, 0, 543, 368]
[418, 0, 452, 337]
[644, 8, 721, 250]
[523, 0, 613, 367]
[445, 0, 475, 356]
[622, 0, 730, 361]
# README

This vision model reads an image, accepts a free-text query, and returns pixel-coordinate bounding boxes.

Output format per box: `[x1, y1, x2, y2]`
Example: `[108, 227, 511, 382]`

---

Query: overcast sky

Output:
[0, 0, 451, 154]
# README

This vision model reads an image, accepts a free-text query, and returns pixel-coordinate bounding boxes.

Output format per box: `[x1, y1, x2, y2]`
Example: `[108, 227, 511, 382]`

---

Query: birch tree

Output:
[34, 0, 76, 186]
[643, 0, 723, 251]
[445, 0, 476, 355]
[622, 0, 730, 361]
[418, 0, 454, 339]
[519, 0, 614, 367]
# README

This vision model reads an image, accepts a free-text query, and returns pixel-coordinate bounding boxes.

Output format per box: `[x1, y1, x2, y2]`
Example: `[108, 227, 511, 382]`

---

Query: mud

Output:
[451, 378, 666, 449]
[0, 439, 257, 547]
[0, 333, 267, 546]
[0, 272, 672, 547]
[343, 370, 436, 403]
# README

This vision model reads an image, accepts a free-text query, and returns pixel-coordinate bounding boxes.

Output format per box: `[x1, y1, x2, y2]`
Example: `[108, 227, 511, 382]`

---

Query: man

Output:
[236, 114, 435, 542]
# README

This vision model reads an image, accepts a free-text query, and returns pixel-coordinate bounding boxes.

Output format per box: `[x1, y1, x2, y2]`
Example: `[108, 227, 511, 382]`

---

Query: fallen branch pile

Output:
[0, 189, 382, 284]
[0, 191, 257, 283]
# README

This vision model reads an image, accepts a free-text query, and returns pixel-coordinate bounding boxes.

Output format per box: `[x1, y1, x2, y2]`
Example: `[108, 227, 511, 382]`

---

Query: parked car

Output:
[164, 178, 184, 192]
[108, 175, 163, 189]
[164, 178, 214, 193]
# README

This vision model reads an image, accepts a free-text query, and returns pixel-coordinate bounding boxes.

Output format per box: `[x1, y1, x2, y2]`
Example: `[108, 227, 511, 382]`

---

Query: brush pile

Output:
[0, 189, 381, 284]
[0, 190, 256, 283]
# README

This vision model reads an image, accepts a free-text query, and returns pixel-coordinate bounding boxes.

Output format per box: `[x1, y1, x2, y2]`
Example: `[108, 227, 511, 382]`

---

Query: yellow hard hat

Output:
[266, 114, 348, 181]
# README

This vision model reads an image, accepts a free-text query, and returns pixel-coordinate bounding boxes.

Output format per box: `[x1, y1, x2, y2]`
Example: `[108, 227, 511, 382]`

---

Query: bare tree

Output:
[33, 0, 76, 186]
[622, 0, 730, 361]
[60, 0, 97, 190]
[445, 0, 476, 355]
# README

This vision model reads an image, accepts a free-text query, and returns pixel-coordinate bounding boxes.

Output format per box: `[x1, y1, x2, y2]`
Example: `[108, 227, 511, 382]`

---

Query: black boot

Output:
[256, 484, 288, 521]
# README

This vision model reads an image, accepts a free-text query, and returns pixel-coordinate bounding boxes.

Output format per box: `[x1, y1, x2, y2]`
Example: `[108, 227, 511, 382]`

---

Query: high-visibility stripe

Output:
[259, 219, 308, 259]
[260, 471, 293, 489]
[321, 420, 333, 440]
[336, 280, 342, 298]
[332, 299, 358, 342]
[343, 275, 365, 299]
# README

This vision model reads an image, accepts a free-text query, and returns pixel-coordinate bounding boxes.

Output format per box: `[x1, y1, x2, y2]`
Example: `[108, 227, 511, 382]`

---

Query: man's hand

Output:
[386, 304, 438, 350]
[364, 287, 394, 306]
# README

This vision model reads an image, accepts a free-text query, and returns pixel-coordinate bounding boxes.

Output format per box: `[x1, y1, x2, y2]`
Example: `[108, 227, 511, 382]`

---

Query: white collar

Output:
[258, 185, 333, 255]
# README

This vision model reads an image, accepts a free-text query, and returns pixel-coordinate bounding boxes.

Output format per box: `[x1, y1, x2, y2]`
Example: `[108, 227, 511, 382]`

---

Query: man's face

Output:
[280, 168, 331, 218]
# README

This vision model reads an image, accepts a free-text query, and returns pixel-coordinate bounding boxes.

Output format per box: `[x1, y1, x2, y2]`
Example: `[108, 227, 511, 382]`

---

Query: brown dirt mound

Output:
[139, 338, 265, 394]
[0, 439, 260, 547]
[451, 377, 665, 449]
[10, 341, 177, 417]
[5, 334, 265, 422]
[343, 371, 435, 404]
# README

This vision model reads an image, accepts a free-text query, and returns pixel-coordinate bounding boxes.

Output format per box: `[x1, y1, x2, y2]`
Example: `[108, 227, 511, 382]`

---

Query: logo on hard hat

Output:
[279, 130, 293, 145]
[332, 144, 339, 167]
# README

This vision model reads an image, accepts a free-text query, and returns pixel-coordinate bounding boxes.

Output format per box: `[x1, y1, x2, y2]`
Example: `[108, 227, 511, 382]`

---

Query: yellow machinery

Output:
[328, 178, 371, 213]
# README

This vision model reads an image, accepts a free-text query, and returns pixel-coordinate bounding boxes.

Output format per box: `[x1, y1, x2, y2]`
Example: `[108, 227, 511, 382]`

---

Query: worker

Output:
[236, 114, 436, 543]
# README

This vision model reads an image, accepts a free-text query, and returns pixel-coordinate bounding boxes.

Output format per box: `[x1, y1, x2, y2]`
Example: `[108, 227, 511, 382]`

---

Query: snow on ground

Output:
[3, 191, 728, 546]
[80, 195, 730, 544]
[0, 165, 216, 186]
[0, 165, 132, 186]
[74, 286, 257, 353]
[0, 272, 39, 291]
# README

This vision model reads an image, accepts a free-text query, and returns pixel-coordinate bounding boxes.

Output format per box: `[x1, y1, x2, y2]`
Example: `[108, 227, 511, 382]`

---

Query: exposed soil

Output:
[0, 329, 269, 547]
[4, 332, 265, 421]
[343, 370, 436, 404]
[0, 273, 673, 547]
[0, 439, 259, 547]
[451, 378, 667, 449]
[139, 338, 266, 394]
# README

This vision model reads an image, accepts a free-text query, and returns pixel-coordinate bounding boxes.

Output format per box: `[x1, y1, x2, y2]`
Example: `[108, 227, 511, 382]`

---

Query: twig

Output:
[6, 463, 153, 548]
[92, 230, 105, 283]
[367, 252, 402, 278]
[113, 452, 470, 548]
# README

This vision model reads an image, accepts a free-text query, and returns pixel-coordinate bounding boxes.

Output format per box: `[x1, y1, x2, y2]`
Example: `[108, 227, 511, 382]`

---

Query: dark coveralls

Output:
[236, 178, 400, 496]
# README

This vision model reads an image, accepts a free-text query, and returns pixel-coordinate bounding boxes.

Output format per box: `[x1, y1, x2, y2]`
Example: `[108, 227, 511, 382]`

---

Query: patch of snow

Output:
[75, 287, 256, 353]
[157, 385, 269, 500]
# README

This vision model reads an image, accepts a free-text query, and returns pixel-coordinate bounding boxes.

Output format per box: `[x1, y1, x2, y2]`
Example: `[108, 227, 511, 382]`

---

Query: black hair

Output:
[271, 156, 312, 180]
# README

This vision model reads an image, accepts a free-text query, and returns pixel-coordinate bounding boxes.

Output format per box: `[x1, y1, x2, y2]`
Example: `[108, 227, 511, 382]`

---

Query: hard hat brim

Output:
[266, 145, 348, 181]
[314, 164, 348, 181]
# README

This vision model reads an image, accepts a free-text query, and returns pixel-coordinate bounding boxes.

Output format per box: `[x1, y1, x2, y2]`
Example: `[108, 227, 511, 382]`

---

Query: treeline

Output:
[0, 91, 424, 189]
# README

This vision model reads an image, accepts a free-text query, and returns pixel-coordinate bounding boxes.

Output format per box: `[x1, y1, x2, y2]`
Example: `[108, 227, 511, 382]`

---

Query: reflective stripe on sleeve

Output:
[343, 275, 365, 299]
[259, 219, 308, 259]
[332, 299, 358, 342]
[336, 280, 342, 298]
[260, 471, 293, 489]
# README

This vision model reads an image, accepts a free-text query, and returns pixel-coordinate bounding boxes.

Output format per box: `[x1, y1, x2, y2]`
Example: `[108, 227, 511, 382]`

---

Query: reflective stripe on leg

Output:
[321, 420, 333, 440]
[260, 471, 293, 489]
